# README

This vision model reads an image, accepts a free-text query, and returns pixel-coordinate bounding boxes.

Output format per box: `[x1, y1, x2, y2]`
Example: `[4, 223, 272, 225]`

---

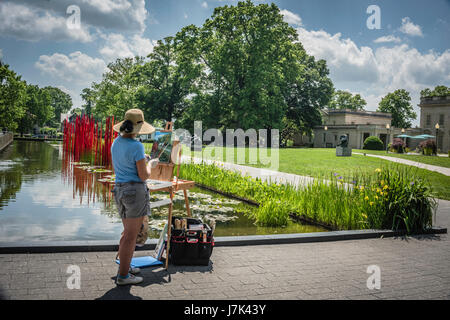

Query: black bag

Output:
[169, 217, 214, 266]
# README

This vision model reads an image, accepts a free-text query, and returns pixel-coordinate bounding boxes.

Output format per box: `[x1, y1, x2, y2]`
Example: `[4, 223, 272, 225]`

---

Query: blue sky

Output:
[0, 0, 449, 127]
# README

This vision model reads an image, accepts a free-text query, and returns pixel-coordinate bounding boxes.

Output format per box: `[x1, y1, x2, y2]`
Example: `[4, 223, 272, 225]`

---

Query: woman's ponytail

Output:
[120, 120, 134, 133]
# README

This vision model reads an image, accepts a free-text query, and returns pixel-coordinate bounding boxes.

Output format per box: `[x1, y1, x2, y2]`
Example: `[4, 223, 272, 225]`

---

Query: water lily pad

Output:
[72, 162, 90, 166]
[92, 168, 113, 173]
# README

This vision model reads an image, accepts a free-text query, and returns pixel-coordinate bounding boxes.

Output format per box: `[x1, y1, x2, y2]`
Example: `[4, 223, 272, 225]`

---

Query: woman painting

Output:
[111, 109, 159, 286]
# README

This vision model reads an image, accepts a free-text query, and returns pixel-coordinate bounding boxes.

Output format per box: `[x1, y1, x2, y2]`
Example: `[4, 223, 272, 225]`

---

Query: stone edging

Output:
[0, 227, 446, 254]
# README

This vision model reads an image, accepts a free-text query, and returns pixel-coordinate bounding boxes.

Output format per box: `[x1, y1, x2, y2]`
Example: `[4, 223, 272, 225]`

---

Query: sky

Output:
[0, 0, 449, 127]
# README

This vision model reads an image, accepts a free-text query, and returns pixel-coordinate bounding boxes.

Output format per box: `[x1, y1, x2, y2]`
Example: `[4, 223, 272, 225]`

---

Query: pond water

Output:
[0, 141, 326, 243]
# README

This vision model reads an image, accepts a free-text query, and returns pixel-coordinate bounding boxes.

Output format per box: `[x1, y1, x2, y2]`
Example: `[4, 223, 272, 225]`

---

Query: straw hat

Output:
[113, 109, 155, 135]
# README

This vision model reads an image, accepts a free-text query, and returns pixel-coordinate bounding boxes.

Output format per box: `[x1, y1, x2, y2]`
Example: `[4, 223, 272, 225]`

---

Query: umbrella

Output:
[411, 134, 435, 139]
[395, 134, 412, 138]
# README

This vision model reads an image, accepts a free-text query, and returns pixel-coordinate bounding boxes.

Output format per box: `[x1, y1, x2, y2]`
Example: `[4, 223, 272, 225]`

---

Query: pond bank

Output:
[0, 132, 13, 152]
[0, 225, 446, 254]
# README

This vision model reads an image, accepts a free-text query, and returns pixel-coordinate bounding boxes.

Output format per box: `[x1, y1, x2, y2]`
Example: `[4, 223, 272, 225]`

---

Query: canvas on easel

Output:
[150, 130, 173, 163]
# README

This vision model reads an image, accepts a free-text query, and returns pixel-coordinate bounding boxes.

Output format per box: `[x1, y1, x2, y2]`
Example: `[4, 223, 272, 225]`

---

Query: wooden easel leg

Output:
[183, 189, 191, 217]
[165, 188, 174, 270]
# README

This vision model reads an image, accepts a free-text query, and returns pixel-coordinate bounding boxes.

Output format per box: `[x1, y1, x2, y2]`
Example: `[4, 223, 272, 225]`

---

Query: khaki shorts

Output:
[112, 182, 150, 219]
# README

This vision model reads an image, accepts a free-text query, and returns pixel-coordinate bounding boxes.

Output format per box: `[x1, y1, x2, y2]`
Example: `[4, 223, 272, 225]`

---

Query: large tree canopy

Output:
[135, 36, 201, 123]
[17, 84, 53, 135]
[43, 86, 72, 127]
[89, 57, 145, 120]
[328, 90, 366, 111]
[82, 0, 333, 138]
[377, 89, 417, 128]
[0, 62, 27, 131]
[175, 0, 333, 133]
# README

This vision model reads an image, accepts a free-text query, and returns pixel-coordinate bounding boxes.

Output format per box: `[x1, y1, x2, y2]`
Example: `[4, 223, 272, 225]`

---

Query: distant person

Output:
[111, 109, 159, 286]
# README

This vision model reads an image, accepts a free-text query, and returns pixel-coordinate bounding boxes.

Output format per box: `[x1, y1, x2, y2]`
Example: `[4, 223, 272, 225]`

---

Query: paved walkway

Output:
[0, 200, 448, 300]
[354, 153, 450, 176]
[182, 156, 316, 187]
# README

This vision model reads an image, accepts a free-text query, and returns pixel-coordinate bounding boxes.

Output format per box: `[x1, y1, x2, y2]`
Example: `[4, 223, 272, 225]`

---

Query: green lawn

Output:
[353, 149, 450, 168]
[181, 146, 450, 200]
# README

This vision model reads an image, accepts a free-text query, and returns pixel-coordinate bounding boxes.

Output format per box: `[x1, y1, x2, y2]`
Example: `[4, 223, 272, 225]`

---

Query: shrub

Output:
[371, 166, 436, 233]
[363, 136, 384, 150]
[391, 138, 405, 153]
[418, 139, 436, 155]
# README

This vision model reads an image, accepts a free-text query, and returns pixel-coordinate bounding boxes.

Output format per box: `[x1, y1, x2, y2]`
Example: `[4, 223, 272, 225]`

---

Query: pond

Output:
[0, 140, 326, 243]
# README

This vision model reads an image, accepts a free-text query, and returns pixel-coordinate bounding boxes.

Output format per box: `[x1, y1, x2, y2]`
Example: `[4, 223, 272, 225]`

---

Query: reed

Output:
[179, 162, 436, 233]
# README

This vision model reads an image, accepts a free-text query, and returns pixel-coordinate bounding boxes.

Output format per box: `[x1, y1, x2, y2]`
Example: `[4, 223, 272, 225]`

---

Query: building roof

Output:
[418, 95, 450, 107]
[325, 109, 392, 119]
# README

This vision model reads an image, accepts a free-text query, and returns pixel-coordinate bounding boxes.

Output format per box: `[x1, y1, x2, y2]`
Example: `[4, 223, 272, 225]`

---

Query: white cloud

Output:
[373, 35, 401, 44]
[399, 17, 423, 37]
[35, 51, 107, 85]
[375, 45, 450, 92]
[295, 24, 450, 126]
[0, 1, 93, 42]
[297, 27, 379, 83]
[201, 2, 208, 8]
[297, 26, 450, 91]
[280, 9, 302, 27]
[99, 33, 156, 62]
[0, 0, 148, 43]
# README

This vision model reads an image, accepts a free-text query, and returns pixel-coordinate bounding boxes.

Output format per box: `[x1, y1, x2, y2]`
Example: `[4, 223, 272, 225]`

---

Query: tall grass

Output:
[179, 162, 436, 233]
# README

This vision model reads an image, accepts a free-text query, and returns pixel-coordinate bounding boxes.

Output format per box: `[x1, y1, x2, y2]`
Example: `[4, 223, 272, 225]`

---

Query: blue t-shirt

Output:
[111, 135, 146, 183]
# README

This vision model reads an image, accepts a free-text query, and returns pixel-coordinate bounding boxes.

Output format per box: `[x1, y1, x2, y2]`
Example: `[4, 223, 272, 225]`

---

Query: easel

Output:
[146, 122, 195, 269]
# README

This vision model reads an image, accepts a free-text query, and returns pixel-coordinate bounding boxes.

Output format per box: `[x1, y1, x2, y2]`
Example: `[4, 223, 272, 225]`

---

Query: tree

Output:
[135, 36, 200, 123]
[420, 85, 450, 98]
[283, 46, 333, 135]
[43, 86, 72, 127]
[175, 0, 333, 136]
[377, 89, 416, 128]
[81, 88, 95, 116]
[89, 57, 145, 119]
[0, 62, 27, 131]
[17, 84, 53, 135]
[328, 90, 366, 110]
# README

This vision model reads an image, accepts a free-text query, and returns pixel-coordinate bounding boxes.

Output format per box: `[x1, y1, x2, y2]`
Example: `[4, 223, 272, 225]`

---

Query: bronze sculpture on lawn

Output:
[336, 134, 351, 157]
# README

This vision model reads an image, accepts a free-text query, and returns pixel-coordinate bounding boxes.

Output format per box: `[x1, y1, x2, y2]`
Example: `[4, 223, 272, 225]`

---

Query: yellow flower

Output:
[376, 188, 382, 193]
[370, 202, 374, 206]
[383, 185, 389, 190]
[375, 195, 379, 200]
[359, 186, 365, 191]
[365, 196, 369, 201]
[380, 180, 385, 186]
[362, 213, 368, 219]
[375, 168, 382, 173]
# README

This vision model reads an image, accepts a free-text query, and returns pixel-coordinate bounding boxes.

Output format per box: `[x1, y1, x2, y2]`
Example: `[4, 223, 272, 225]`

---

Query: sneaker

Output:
[116, 273, 143, 286]
[117, 266, 141, 275]
[130, 267, 141, 274]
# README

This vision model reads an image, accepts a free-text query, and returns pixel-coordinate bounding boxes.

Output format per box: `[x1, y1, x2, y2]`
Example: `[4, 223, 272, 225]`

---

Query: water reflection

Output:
[0, 140, 326, 243]
[61, 150, 115, 215]
[0, 140, 61, 209]
[0, 141, 123, 242]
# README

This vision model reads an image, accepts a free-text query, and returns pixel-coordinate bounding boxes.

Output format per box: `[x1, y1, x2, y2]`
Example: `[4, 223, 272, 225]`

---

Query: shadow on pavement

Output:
[394, 234, 444, 243]
[95, 261, 213, 300]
